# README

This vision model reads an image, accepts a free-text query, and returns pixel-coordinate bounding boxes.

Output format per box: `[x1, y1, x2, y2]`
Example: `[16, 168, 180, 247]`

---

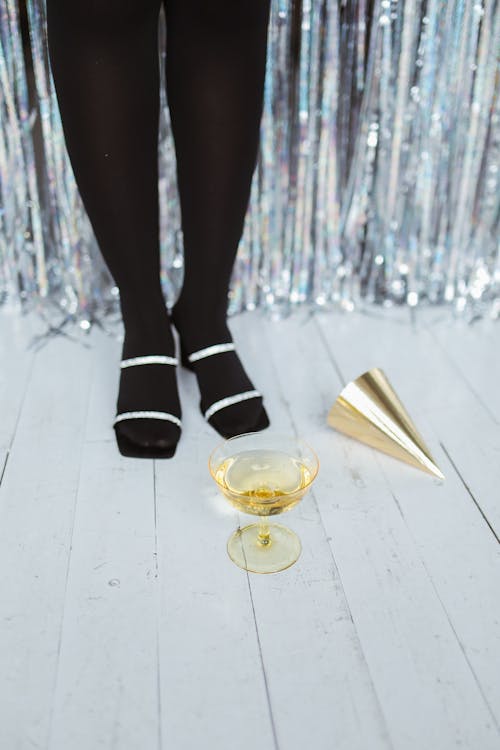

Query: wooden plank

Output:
[0, 310, 42, 450]
[314, 308, 500, 745]
[257, 309, 499, 749]
[201, 311, 393, 750]
[47, 440, 160, 749]
[154, 346, 279, 750]
[0, 332, 93, 749]
[425, 309, 500, 423]
[84, 323, 123, 444]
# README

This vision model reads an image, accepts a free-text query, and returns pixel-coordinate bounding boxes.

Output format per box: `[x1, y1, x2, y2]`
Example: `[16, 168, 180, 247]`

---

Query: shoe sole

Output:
[114, 426, 179, 459]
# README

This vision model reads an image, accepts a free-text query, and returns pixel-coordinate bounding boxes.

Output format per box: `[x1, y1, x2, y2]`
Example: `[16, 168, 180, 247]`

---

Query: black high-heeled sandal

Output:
[178, 340, 270, 438]
[113, 354, 182, 458]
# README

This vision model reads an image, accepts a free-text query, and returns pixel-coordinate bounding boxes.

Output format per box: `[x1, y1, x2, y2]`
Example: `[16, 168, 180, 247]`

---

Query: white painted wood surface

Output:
[0, 328, 93, 749]
[0, 306, 498, 750]
[0, 310, 42, 450]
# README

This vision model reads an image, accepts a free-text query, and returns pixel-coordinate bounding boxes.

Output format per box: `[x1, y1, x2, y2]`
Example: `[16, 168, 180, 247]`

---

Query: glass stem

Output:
[257, 517, 271, 546]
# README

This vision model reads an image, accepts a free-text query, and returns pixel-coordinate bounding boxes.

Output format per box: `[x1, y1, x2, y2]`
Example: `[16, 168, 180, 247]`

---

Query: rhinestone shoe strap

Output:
[121, 355, 178, 368]
[188, 343, 235, 363]
[113, 411, 182, 428]
[203, 390, 262, 421]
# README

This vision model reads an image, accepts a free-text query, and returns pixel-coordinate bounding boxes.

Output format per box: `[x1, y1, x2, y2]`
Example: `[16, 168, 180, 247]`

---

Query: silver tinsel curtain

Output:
[0, 0, 499, 330]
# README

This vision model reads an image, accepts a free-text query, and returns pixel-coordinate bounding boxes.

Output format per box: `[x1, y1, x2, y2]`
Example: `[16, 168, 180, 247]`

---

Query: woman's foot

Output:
[113, 312, 182, 458]
[170, 303, 270, 439]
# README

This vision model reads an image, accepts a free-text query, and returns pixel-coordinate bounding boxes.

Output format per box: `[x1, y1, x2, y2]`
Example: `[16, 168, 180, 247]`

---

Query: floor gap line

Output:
[0, 451, 10, 487]
[394, 498, 500, 735]
[439, 441, 499, 545]
[6, 347, 38, 455]
[312, 313, 347, 386]
[424, 324, 499, 426]
[46, 359, 95, 749]
[377, 450, 500, 736]
[244, 569, 280, 750]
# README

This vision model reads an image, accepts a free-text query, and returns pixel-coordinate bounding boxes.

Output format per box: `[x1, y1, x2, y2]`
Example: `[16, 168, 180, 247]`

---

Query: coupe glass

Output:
[208, 432, 319, 574]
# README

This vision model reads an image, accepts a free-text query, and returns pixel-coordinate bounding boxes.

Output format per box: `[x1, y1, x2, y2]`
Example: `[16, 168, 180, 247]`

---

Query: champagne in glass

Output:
[209, 433, 319, 573]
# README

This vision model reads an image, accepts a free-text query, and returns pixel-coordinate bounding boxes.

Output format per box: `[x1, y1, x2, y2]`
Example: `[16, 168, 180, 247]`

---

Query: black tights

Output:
[46, 0, 272, 453]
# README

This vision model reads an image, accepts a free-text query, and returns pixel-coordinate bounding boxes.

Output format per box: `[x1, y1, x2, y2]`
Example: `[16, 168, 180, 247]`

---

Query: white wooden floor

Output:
[0, 304, 499, 750]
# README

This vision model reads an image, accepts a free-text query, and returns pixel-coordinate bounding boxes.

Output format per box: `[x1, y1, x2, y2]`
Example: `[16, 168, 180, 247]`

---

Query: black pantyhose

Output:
[46, 0, 271, 456]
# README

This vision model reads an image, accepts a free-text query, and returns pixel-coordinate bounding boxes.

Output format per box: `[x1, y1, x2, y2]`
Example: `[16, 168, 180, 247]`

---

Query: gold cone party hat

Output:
[327, 367, 445, 479]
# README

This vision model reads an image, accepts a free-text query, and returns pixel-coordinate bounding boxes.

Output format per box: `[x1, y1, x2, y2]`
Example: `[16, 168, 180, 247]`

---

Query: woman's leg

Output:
[45, 0, 182, 455]
[164, 0, 272, 437]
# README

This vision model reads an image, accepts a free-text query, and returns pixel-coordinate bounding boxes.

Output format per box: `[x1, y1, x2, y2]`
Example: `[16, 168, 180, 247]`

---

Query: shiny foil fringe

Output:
[0, 0, 499, 339]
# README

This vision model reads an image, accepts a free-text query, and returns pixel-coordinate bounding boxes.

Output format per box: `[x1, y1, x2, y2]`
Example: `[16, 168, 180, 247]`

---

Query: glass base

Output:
[227, 522, 302, 574]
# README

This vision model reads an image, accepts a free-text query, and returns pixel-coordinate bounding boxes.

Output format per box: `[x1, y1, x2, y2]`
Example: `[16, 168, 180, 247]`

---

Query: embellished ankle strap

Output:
[187, 342, 235, 363]
[121, 354, 178, 368]
[113, 410, 182, 428]
[203, 389, 262, 420]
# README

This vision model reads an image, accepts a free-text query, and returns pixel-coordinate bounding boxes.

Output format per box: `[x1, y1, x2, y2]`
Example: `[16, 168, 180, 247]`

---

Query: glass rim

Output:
[207, 430, 320, 487]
